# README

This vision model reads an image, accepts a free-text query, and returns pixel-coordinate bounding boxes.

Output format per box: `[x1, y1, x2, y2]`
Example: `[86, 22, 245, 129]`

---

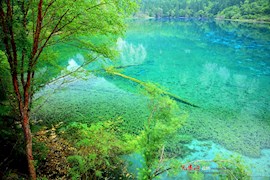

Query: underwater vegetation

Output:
[34, 70, 270, 159]
[33, 76, 149, 135]
[33, 19, 270, 178]
[180, 106, 270, 157]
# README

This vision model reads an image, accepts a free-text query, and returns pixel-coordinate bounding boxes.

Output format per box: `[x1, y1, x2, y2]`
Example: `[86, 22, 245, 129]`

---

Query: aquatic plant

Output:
[165, 134, 193, 158]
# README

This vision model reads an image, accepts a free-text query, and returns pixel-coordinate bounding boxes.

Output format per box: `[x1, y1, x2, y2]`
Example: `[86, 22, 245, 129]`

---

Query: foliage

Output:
[0, 0, 138, 178]
[0, 51, 9, 101]
[218, 0, 270, 21]
[61, 121, 134, 179]
[0, 118, 26, 178]
[213, 155, 251, 179]
[0, 53, 25, 177]
[187, 171, 204, 180]
[136, 84, 186, 179]
[165, 134, 193, 158]
[184, 154, 251, 180]
[0, 50, 16, 114]
[138, 0, 270, 21]
[34, 124, 75, 179]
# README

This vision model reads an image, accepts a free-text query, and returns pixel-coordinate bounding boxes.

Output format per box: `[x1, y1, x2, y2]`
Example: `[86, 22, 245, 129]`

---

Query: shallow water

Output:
[35, 19, 270, 178]
[119, 19, 270, 156]
[122, 20, 270, 177]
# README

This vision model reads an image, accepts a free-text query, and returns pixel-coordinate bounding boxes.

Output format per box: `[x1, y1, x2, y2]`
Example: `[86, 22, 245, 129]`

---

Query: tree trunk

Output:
[12, 73, 36, 179]
[22, 112, 37, 180]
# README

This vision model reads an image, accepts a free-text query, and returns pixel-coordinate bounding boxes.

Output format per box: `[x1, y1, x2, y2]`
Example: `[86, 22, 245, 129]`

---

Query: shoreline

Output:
[130, 16, 270, 24]
[216, 17, 270, 24]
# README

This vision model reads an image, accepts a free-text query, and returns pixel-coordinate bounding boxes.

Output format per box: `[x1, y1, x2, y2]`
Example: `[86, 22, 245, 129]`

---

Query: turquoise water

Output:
[117, 19, 270, 156]
[35, 19, 270, 178]
[119, 19, 270, 178]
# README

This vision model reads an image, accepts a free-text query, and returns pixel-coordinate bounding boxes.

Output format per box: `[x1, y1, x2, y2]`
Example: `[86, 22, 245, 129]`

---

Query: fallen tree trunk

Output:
[111, 72, 199, 108]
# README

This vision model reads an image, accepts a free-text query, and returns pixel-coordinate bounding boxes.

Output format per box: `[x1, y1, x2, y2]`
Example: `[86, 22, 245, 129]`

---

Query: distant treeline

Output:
[137, 0, 270, 21]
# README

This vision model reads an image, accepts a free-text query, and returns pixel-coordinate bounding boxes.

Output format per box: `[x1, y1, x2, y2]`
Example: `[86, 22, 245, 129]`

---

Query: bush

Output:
[61, 121, 134, 179]
[135, 83, 186, 179]
[185, 155, 251, 180]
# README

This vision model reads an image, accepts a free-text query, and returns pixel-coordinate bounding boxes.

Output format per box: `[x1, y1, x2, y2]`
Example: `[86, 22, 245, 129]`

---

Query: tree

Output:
[0, 0, 137, 179]
[139, 0, 270, 21]
[139, 95, 183, 179]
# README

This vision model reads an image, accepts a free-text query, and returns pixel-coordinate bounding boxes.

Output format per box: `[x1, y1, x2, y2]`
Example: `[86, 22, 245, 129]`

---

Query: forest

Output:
[0, 0, 269, 179]
[138, 0, 270, 21]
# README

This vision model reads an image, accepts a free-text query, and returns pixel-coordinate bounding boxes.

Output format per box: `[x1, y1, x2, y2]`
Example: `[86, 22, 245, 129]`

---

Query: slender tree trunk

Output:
[22, 112, 36, 180]
[21, 75, 37, 180]
[12, 72, 37, 179]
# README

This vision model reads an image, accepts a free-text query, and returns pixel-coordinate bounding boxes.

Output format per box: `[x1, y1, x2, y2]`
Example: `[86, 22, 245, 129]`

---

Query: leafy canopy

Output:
[0, 0, 139, 90]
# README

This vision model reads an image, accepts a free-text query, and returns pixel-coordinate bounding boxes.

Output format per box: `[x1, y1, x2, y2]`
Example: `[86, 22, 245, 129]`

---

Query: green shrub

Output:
[184, 155, 251, 180]
[61, 121, 134, 179]
[136, 84, 186, 179]
[214, 155, 251, 179]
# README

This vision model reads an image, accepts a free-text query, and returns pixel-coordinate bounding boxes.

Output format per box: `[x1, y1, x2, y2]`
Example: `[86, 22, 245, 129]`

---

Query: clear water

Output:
[35, 19, 270, 178]
[120, 19, 270, 178]
[119, 19, 270, 155]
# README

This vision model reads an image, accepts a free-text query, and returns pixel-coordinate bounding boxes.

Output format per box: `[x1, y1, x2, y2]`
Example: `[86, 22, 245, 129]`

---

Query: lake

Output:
[35, 19, 270, 178]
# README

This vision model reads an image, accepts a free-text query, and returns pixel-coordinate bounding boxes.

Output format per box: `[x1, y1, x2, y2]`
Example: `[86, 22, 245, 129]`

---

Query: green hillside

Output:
[138, 0, 270, 21]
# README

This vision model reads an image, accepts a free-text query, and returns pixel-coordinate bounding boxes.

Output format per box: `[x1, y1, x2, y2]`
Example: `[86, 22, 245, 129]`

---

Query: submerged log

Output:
[111, 72, 199, 108]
